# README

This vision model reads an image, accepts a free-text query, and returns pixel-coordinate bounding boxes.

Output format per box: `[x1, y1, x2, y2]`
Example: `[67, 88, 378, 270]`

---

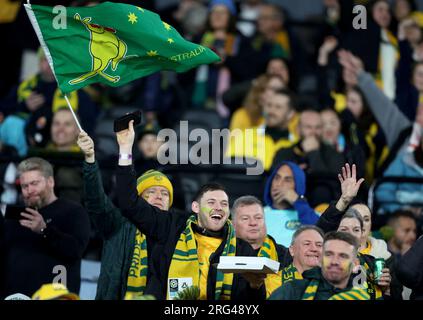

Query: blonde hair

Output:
[17, 157, 54, 179]
[243, 74, 286, 126]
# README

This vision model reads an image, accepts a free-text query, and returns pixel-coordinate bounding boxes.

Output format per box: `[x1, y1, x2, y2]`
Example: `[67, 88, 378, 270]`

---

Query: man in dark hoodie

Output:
[263, 161, 319, 247]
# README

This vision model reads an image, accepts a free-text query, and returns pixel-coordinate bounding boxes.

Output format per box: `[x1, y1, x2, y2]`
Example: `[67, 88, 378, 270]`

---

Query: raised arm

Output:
[317, 163, 364, 232]
[115, 121, 174, 241]
[338, 50, 411, 148]
[317, 36, 338, 109]
[395, 20, 417, 121]
[78, 131, 126, 239]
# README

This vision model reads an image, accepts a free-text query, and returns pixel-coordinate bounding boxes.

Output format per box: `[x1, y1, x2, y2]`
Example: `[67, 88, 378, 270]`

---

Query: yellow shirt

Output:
[225, 126, 298, 171]
[194, 233, 223, 300]
[229, 108, 264, 131]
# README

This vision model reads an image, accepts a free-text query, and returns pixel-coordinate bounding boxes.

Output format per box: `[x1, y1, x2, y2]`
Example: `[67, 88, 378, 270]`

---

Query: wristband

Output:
[119, 153, 132, 160]
[40, 226, 48, 239]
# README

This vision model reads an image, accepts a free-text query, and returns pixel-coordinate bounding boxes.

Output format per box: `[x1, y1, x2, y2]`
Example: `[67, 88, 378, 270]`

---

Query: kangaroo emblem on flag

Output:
[69, 13, 127, 85]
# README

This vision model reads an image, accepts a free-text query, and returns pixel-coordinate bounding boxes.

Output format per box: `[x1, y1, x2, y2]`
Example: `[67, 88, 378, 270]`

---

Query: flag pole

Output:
[25, 0, 82, 132]
[64, 94, 83, 132]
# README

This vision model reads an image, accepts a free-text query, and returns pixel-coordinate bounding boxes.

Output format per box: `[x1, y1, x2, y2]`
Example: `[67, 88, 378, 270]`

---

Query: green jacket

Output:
[268, 267, 358, 300]
[83, 161, 138, 300]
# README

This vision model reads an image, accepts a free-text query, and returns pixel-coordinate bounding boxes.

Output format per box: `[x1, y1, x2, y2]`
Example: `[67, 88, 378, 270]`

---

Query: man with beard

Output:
[269, 231, 370, 300]
[0, 157, 90, 298]
[226, 88, 298, 171]
[387, 210, 417, 259]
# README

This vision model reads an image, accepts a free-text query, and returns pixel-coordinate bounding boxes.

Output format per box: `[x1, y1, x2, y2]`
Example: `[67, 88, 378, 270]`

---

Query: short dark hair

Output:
[324, 231, 359, 255]
[388, 210, 417, 226]
[194, 182, 227, 202]
[291, 225, 324, 246]
[259, 3, 284, 22]
[342, 208, 364, 231]
[273, 88, 295, 110]
[231, 195, 263, 220]
[368, 0, 390, 11]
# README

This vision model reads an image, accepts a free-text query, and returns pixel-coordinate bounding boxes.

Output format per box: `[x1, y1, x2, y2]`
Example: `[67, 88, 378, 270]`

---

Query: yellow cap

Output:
[32, 284, 79, 300]
[136, 170, 173, 207]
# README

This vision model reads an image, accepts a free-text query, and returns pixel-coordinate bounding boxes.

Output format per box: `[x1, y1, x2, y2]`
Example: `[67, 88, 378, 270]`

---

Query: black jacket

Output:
[396, 236, 423, 300]
[0, 198, 90, 298]
[115, 165, 266, 301]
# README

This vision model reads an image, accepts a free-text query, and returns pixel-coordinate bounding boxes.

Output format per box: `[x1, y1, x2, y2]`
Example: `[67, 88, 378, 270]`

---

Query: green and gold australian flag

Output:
[24, 2, 220, 93]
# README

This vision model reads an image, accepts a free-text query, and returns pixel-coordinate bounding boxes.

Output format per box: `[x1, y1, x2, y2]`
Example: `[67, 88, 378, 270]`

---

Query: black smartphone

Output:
[4, 205, 30, 220]
[113, 110, 142, 132]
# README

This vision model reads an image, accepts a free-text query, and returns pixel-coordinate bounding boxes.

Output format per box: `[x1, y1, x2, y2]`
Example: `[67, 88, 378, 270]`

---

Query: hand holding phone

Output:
[113, 110, 142, 132]
[4, 205, 31, 221]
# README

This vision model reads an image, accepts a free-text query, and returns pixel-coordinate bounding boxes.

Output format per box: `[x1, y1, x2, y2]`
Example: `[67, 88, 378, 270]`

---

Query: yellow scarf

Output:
[328, 288, 370, 300]
[258, 236, 282, 298]
[124, 229, 148, 298]
[360, 240, 372, 255]
[17, 74, 79, 113]
[302, 279, 320, 300]
[167, 215, 236, 300]
[364, 123, 389, 182]
[302, 279, 370, 300]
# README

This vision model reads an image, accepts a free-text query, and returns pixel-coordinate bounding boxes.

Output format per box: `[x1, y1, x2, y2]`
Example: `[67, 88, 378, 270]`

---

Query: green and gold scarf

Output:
[329, 288, 370, 300]
[124, 229, 148, 298]
[258, 236, 281, 297]
[167, 215, 236, 300]
[302, 279, 320, 300]
[281, 263, 303, 284]
[302, 279, 370, 300]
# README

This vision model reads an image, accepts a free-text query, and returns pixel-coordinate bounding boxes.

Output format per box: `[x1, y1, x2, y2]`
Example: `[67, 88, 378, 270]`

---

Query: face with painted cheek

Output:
[141, 186, 170, 211]
[322, 240, 355, 286]
[192, 190, 230, 232]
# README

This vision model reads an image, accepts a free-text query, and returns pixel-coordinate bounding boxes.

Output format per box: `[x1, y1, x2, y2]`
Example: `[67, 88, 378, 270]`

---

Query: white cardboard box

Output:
[216, 256, 280, 274]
